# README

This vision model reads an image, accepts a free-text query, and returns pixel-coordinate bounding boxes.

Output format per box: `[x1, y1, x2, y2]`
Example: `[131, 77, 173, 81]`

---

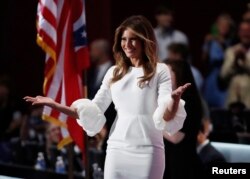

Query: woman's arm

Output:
[23, 96, 79, 119]
[153, 64, 187, 135]
[163, 131, 185, 144]
[163, 83, 191, 121]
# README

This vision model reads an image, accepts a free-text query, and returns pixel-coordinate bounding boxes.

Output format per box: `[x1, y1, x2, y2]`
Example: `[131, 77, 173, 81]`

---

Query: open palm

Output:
[23, 96, 54, 106]
[171, 83, 191, 101]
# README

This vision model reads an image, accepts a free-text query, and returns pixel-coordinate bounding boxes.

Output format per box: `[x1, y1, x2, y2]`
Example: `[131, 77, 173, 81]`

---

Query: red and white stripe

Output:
[37, 0, 89, 150]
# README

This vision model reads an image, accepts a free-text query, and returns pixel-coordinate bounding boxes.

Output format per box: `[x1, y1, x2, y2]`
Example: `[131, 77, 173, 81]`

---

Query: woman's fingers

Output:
[23, 96, 40, 105]
[23, 96, 35, 102]
[180, 83, 191, 92]
[172, 83, 192, 99]
[183, 83, 191, 90]
[23, 96, 31, 100]
[178, 83, 191, 94]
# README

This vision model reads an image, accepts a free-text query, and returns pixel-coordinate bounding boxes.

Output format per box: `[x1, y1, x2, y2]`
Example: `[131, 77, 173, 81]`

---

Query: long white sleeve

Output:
[92, 66, 114, 113]
[152, 64, 187, 135]
[71, 66, 114, 136]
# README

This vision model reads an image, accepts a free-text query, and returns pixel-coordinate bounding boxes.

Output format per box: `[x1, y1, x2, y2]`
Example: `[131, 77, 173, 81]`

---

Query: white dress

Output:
[72, 63, 187, 179]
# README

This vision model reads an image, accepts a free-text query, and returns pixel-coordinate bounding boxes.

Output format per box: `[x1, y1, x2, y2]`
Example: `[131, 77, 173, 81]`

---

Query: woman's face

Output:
[121, 28, 143, 59]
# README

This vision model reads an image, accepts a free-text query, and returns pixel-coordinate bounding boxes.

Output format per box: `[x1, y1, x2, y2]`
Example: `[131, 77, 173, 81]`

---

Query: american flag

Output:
[36, 0, 89, 152]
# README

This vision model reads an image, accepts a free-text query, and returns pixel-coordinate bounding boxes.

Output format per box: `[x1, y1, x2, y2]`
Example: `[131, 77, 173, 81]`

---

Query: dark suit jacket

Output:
[199, 142, 226, 165]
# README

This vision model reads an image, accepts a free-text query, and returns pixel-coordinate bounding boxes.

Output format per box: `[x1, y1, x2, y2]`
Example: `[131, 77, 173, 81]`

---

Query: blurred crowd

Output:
[1, 4, 250, 179]
[0, 77, 84, 176]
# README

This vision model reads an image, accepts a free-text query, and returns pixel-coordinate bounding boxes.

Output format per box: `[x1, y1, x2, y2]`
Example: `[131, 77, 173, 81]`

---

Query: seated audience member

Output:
[242, 6, 250, 22]
[228, 101, 248, 132]
[220, 21, 250, 109]
[10, 106, 47, 166]
[45, 123, 66, 169]
[197, 117, 226, 166]
[202, 13, 235, 108]
[0, 77, 24, 163]
[154, 6, 188, 61]
[0, 78, 23, 140]
[20, 106, 47, 144]
[210, 100, 250, 145]
[88, 125, 107, 168]
[45, 122, 92, 174]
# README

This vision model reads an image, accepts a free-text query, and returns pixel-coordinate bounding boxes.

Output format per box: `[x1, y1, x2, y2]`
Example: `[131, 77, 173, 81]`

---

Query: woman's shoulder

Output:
[155, 62, 171, 79]
[102, 65, 116, 80]
[156, 62, 170, 73]
[106, 65, 116, 74]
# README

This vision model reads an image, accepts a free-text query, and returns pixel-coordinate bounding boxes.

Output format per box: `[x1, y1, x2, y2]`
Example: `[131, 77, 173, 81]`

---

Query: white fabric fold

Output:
[153, 96, 186, 136]
[71, 99, 106, 137]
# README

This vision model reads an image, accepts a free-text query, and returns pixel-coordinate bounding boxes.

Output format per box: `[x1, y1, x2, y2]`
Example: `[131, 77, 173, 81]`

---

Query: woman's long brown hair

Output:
[111, 15, 158, 88]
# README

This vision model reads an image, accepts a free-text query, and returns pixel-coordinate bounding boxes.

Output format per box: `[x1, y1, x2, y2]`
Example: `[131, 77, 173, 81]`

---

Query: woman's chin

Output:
[125, 54, 137, 58]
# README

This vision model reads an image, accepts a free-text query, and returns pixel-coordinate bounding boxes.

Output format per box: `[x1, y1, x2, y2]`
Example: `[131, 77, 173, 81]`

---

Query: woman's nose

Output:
[125, 40, 132, 48]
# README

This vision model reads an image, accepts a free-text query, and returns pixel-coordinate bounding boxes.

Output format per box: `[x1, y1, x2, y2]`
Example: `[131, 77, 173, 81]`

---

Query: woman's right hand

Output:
[23, 96, 55, 107]
[24, 96, 79, 119]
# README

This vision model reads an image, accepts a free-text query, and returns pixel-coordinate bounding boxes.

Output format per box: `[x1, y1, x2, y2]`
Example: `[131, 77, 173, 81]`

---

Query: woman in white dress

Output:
[24, 15, 190, 179]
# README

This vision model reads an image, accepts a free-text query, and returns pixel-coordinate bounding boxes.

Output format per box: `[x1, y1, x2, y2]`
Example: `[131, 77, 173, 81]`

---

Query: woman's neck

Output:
[130, 58, 142, 67]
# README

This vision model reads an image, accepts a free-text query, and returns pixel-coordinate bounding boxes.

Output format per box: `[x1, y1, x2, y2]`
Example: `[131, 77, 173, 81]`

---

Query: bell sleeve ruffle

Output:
[71, 99, 106, 137]
[153, 96, 186, 135]
[71, 66, 114, 137]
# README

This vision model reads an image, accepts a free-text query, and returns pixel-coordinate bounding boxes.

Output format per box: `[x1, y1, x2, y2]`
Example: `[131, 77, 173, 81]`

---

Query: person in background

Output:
[202, 13, 235, 108]
[0, 76, 24, 163]
[242, 4, 250, 22]
[0, 77, 22, 140]
[44, 123, 83, 173]
[154, 6, 188, 61]
[45, 123, 66, 169]
[197, 117, 226, 166]
[163, 60, 204, 179]
[87, 39, 113, 99]
[220, 21, 250, 109]
[0, 78, 14, 162]
[11, 106, 47, 166]
[20, 106, 47, 144]
[167, 43, 204, 91]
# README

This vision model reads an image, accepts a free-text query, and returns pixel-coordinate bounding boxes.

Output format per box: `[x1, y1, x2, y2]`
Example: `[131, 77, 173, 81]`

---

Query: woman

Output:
[24, 15, 189, 179]
[164, 60, 204, 179]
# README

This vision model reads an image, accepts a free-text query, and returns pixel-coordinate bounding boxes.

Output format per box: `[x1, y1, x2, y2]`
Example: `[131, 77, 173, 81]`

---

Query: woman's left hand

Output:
[163, 83, 191, 122]
[171, 83, 191, 101]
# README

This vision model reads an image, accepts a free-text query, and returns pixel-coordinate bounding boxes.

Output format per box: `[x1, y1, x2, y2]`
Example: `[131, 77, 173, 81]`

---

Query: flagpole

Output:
[83, 131, 90, 179]
[67, 143, 74, 179]
[83, 69, 90, 179]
